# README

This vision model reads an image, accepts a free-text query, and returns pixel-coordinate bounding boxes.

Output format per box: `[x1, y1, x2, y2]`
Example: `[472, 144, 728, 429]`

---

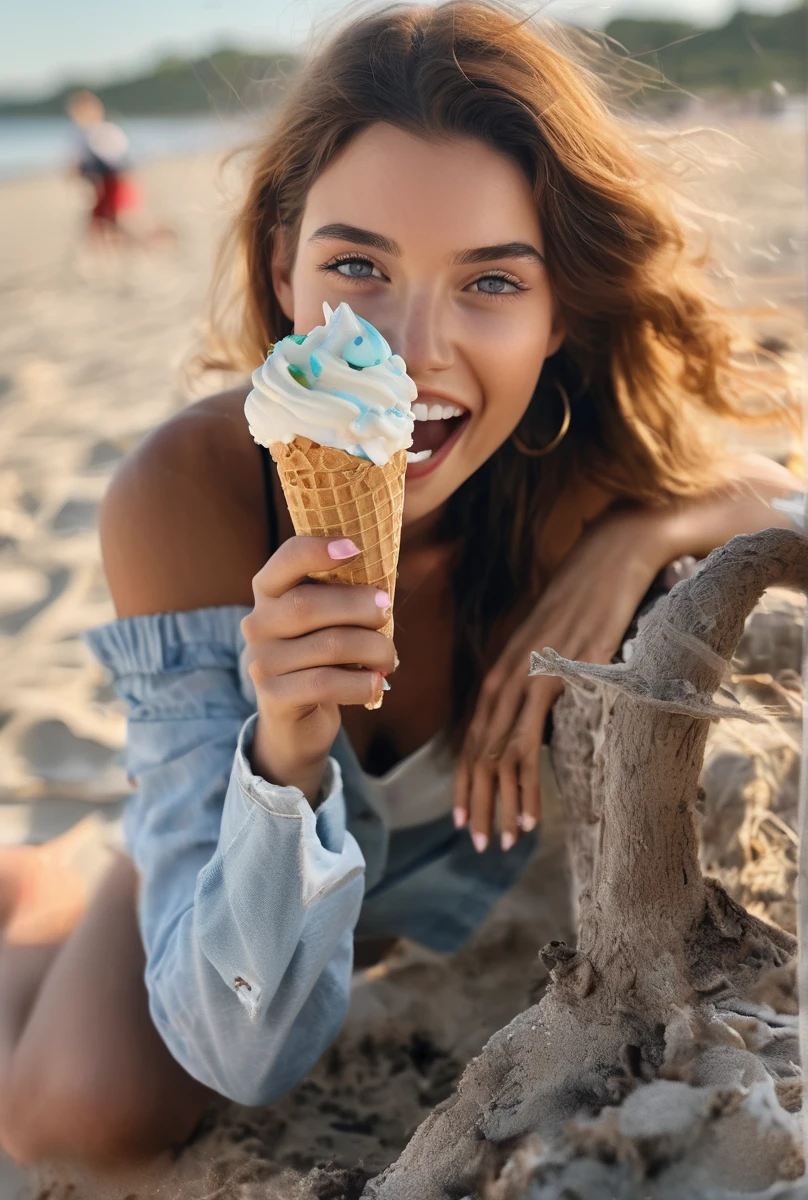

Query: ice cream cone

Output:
[269, 436, 407, 709]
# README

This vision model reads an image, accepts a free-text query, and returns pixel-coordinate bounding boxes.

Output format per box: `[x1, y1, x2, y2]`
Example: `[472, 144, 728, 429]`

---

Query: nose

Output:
[381, 292, 454, 378]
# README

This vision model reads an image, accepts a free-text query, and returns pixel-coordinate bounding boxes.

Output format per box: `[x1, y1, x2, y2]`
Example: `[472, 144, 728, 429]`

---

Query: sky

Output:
[2, 0, 799, 98]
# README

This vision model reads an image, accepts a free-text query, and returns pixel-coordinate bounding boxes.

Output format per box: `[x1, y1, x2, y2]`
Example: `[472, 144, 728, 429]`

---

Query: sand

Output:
[0, 112, 804, 1198]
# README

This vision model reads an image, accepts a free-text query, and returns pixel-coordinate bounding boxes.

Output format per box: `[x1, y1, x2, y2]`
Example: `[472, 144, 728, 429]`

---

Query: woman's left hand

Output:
[453, 505, 673, 852]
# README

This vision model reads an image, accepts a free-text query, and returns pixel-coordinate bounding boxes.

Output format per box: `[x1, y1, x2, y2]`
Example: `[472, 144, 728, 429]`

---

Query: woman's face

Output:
[272, 123, 564, 524]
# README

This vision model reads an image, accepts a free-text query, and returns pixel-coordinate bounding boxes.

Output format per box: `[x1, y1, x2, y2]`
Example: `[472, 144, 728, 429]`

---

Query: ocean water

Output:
[0, 114, 258, 181]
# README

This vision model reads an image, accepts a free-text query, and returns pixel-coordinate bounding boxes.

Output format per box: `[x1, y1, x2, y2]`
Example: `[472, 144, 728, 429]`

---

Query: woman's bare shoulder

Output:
[99, 386, 270, 618]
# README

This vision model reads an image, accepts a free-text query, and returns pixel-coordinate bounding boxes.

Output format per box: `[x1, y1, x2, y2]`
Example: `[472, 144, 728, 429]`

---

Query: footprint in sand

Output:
[50, 498, 98, 536]
[0, 566, 49, 617]
[0, 566, 69, 636]
[20, 719, 118, 785]
[84, 438, 124, 473]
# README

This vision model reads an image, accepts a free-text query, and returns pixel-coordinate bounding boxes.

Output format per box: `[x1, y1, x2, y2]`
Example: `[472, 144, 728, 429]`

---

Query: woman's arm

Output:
[89, 398, 367, 1104]
[653, 453, 803, 564]
[110, 655, 364, 1105]
[453, 453, 804, 847]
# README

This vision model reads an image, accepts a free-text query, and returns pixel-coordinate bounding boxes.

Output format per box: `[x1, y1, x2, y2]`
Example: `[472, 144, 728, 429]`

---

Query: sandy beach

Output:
[0, 148, 244, 828]
[0, 113, 804, 1198]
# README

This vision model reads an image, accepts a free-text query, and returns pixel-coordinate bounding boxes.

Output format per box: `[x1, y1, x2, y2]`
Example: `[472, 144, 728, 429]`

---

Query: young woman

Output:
[0, 0, 800, 1172]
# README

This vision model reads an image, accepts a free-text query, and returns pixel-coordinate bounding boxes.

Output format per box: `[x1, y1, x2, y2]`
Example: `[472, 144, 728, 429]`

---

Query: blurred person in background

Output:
[0, 0, 802, 1179]
[66, 90, 141, 242]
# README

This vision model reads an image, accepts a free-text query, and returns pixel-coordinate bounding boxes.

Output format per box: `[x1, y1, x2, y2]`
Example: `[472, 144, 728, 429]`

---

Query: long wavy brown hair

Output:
[198, 0, 798, 751]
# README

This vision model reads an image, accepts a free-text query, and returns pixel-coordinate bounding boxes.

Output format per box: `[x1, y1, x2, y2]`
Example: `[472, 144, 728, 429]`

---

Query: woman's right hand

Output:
[241, 536, 395, 804]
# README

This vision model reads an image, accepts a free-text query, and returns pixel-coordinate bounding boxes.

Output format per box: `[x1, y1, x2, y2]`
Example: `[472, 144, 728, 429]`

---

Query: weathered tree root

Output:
[362, 529, 807, 1200]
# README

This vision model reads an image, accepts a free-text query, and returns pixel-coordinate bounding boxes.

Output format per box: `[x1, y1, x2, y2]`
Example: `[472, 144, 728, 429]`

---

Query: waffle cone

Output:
[268, 436, 407, 709]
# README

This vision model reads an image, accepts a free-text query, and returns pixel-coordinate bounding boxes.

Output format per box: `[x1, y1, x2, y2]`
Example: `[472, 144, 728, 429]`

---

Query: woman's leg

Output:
[0, 837, 214, 1171]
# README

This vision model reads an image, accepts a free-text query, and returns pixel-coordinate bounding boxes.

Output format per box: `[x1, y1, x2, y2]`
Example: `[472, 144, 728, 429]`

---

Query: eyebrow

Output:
[308, 223, 545, 266]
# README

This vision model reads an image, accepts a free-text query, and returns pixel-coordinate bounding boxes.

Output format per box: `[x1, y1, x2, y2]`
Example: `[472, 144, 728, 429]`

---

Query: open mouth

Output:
[406, 401, 469, 468]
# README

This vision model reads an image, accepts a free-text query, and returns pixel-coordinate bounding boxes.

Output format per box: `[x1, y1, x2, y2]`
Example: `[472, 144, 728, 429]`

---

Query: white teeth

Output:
[413, 401, 466, 421]
[406, 448, 434, 463]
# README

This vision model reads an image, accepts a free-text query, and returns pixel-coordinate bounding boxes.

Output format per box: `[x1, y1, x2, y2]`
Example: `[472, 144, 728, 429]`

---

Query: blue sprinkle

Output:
[331, 389, 370, 413]
[309, 352, 322, 378]
[341, 314, 391, 368]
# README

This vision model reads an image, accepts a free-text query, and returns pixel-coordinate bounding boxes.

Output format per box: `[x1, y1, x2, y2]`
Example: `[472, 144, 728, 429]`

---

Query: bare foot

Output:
[0, 820, 113, 946]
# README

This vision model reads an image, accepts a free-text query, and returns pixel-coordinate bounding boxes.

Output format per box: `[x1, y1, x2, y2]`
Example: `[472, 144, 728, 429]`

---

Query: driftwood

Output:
[363, 528, 807, 1200]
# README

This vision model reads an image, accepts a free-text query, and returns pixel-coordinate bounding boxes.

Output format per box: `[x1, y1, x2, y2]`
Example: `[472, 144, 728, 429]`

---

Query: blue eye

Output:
[336, 260, 375, 278]
[476, 276, 517, 294]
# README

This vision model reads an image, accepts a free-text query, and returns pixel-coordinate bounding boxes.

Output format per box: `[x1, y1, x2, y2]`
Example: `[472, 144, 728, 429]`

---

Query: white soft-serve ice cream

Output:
[245, 301, 424, 466]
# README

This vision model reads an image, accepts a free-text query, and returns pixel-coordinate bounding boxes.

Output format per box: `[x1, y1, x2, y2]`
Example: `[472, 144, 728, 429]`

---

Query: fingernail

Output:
[501, 831, 516, 852]
[453, 806, 466, 829]
[472, 831, 488, 853]
[375, 589, 391, 609]
[328, 539, 360, 560]
[521, 814, 537, 832]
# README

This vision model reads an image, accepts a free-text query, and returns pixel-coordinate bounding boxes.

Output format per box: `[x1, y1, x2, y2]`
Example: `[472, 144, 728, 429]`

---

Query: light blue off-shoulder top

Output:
[83, 606, 537, 1107]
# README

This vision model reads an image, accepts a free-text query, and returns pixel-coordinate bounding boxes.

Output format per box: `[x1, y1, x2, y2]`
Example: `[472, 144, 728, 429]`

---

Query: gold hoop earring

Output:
[511, 381, 571, 458]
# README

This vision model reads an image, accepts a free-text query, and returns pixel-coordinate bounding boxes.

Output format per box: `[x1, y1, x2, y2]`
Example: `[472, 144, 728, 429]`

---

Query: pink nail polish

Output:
[375, 590, 391, 609]
[472, 831, 488, 853]
[453, 807, 466, 829]
[328, 539, 360, 560]
[521, 814, 537, 832]
[501, 831, 516, 852]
